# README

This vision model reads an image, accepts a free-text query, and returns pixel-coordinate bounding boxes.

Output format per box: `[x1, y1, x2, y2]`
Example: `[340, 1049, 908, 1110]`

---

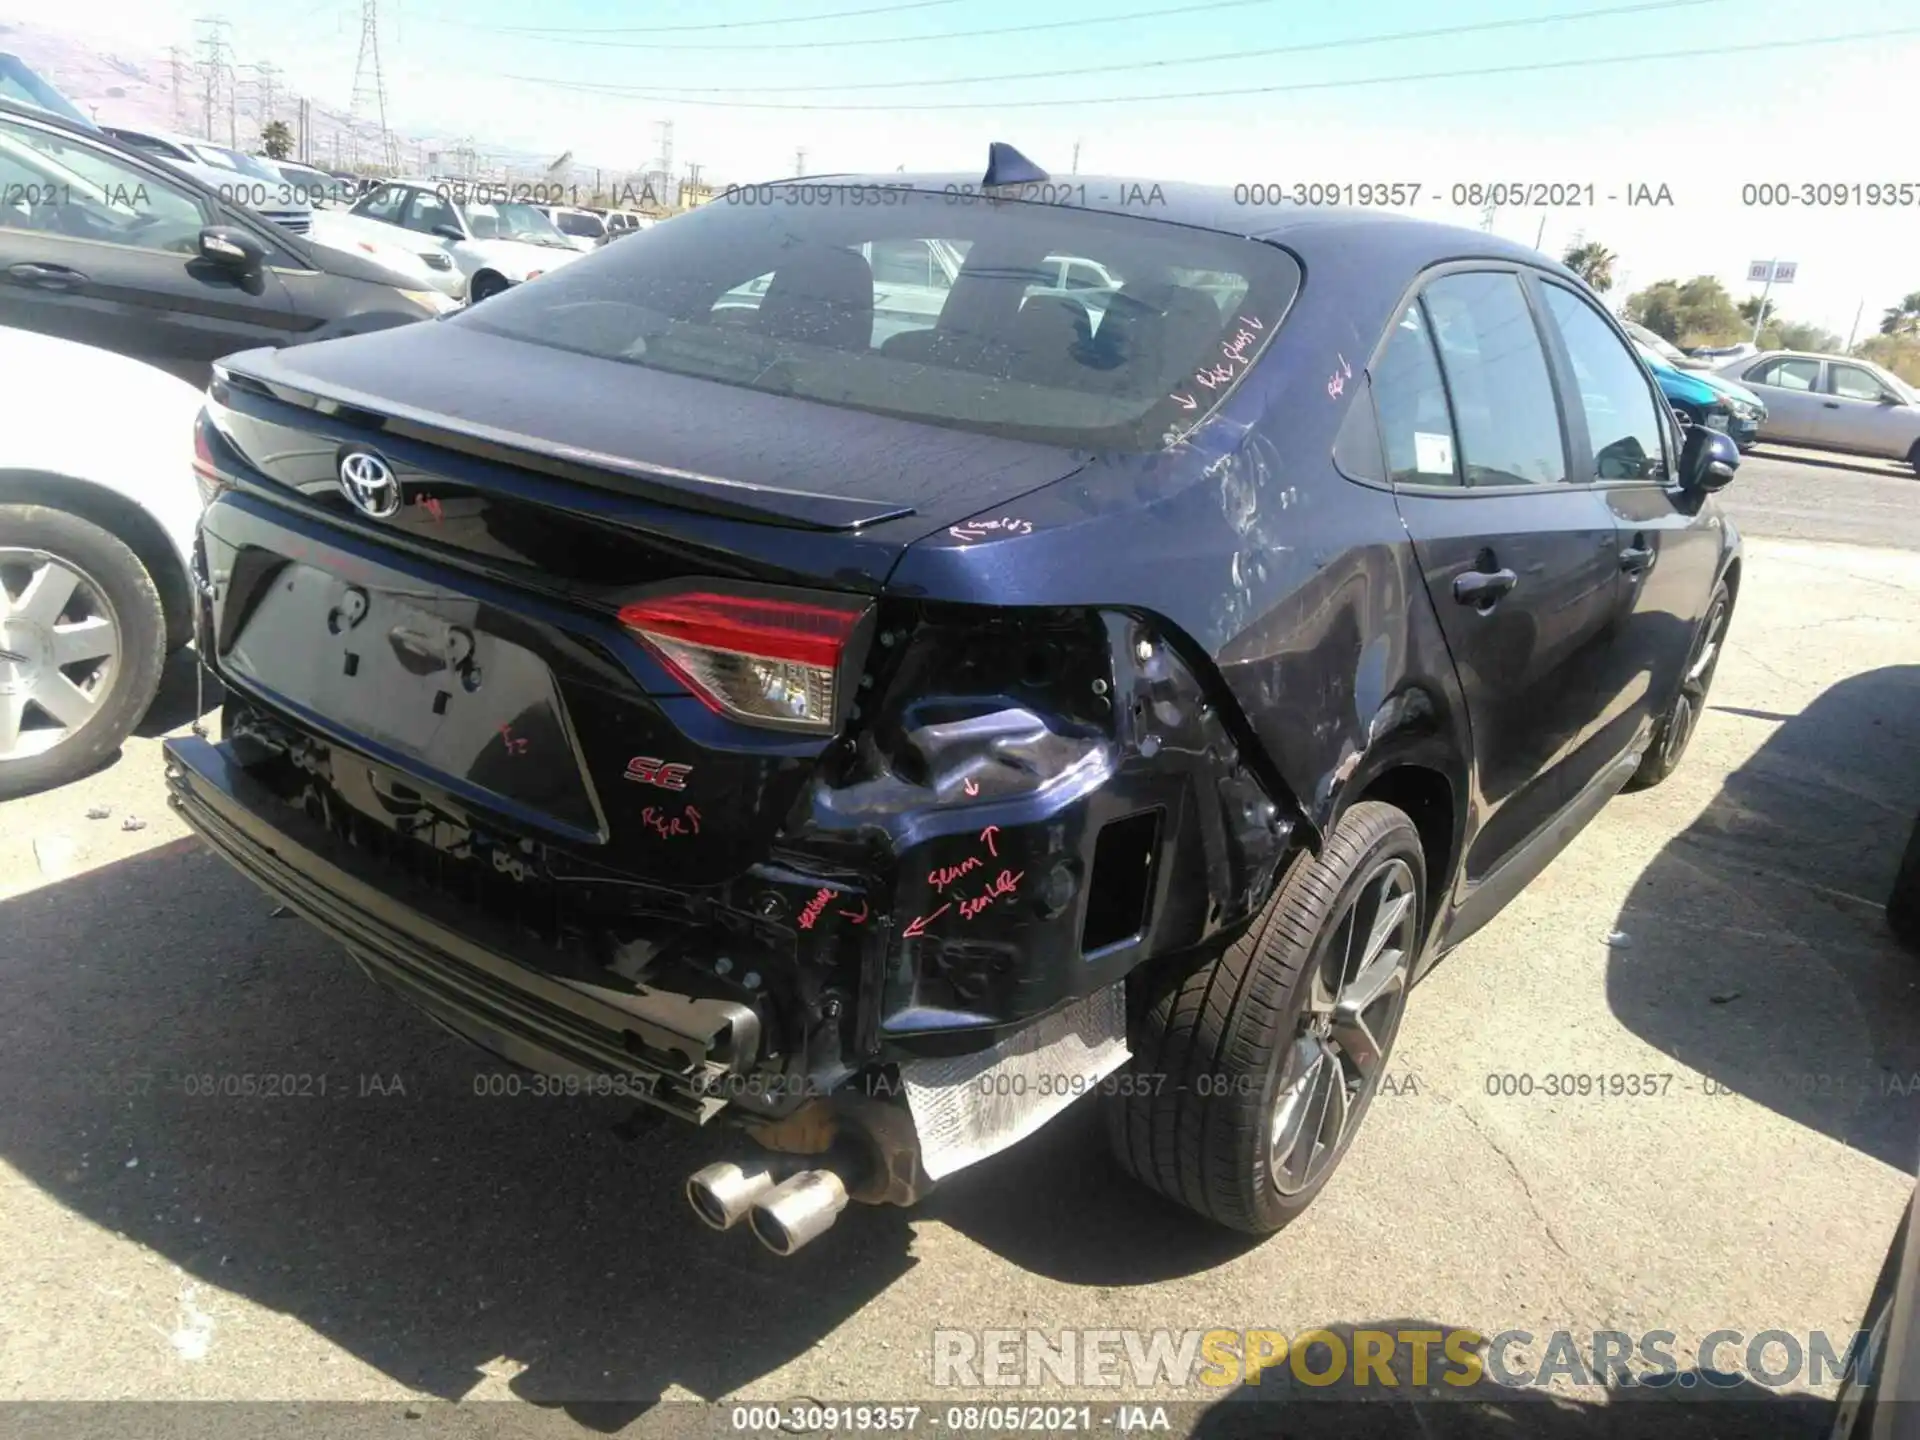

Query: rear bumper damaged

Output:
[165, 590, 1296, 1209]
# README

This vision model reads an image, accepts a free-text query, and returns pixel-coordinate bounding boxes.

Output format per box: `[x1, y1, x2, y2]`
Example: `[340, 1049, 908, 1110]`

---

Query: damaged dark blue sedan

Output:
[167, 159, 1742, 1247]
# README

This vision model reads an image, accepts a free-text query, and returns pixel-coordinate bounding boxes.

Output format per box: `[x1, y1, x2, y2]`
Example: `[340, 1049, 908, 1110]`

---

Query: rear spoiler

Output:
[212, 357, 918, 534]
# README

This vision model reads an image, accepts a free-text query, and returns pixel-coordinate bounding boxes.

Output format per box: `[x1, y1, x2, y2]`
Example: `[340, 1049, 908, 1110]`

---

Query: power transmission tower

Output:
[650, 118, 674, 200]
[245, 62, 278, 135]
[349, 0, 397, 173]
[167, 46, 189, 131]
[794, 147, 807, 177]
[195, 16, 230, 143]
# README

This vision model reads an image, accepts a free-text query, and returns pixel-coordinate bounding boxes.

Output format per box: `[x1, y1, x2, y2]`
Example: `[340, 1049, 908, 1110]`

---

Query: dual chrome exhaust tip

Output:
[686, 1161, 850, 1256]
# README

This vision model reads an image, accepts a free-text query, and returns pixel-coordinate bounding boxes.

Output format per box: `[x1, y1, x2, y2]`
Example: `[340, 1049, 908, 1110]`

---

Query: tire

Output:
[1888, 812, 1920, 955]
[1106, 800, 1426, 1234]
[1627, 577, 1731, 791]
[1831, 1195, 1911, 1439]
[469, 272, 507, 303]
[0, 504, 166, 799]
[1907, 440, 1920, 477]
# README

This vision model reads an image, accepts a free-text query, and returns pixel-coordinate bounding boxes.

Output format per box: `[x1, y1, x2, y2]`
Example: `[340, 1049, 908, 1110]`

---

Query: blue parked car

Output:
[1634, 341, 1767, 450]
[168, 154, 1745, 1246]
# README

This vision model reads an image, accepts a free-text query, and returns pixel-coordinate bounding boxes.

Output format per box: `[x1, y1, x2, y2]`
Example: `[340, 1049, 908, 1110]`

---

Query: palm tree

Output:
[1563, 240, 1617, 293]
[1882, 291, 1920, 338]
[259, 120, 294, 161]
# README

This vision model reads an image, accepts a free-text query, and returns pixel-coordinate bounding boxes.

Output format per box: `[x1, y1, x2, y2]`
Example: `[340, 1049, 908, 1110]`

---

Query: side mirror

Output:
[197, 225, 264, 277]
[1880, 392, 1903, 405]
[1679, 423, 1740, 493]
[431, 224, 465, 242]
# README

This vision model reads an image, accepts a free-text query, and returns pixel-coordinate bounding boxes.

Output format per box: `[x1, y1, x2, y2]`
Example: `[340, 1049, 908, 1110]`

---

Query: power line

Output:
[529, 0, 1730, 97]
[443, 0, 1285, 52]
[424, 0, 961, 37]
[507, 23, 1920, 111]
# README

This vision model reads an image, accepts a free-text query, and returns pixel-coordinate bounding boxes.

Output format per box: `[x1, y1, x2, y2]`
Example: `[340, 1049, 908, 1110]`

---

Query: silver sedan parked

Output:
[1717, 350, 1920, 471]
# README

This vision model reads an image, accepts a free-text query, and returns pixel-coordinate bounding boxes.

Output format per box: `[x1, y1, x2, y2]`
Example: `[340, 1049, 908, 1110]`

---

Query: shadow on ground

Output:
[1609, 663, 1920, 1167]
[1189, 1319, 1833, 1439]
[0, 834, 1255, 1422]
[136, 648, 223, 739]
[0, 841, 916, 1425]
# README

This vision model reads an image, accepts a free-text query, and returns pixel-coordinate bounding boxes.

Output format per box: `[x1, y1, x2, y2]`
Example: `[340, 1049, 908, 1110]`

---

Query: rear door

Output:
[1534, 276, 1721, 765]
[0, 112, 299, 384]
[1380, 268, 1626, 883]
[1735, 354, 1824, 443]
[1819, 361, 1916, 457]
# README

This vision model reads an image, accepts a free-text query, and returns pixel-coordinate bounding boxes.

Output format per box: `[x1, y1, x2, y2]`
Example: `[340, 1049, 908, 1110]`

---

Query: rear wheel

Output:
[0, 505, 165, 798]
[1907, 440, 1920, 477]
[1627, 577, 1731, 790]
[1106, 800, 1425, 1234]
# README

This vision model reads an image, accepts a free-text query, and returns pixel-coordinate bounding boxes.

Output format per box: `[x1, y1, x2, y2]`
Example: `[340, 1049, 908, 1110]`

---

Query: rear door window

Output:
[1370, 302, 1461, 486]
[1421, 271, 1568, 486]
[451, 185, 1302, 451]
[1749, 357, 1818, 390]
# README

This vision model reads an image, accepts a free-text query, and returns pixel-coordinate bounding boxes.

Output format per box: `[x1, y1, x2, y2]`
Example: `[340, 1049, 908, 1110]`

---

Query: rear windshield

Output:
[451, 185, 1301, 450]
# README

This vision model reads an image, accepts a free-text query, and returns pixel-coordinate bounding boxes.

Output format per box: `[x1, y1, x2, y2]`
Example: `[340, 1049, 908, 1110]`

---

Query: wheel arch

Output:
[1348, 759, 1459, 949]
[0, 471, 193, 651]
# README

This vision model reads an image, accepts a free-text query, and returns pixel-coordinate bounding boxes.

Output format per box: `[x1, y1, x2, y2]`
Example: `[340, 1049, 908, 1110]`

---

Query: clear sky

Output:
[12, 0, 1920, 339]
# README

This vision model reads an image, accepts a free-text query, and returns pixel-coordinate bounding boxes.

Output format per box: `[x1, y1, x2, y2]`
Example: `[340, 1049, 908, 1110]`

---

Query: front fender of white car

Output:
[451, 239, 584, 285]
[301, 213, 466, 299]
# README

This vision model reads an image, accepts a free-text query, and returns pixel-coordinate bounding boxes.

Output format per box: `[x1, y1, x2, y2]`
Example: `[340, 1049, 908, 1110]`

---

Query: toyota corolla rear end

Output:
[166, 180, 1304, 1249]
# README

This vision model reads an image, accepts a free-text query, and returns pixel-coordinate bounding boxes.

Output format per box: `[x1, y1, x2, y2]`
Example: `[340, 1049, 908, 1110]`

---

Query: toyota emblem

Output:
[337, 450, 401, 519]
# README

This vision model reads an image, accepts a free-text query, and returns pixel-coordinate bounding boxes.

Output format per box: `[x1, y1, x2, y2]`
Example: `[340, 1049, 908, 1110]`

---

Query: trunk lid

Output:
[201, 331, 1087, 887]
[217, 322, 1087, 541]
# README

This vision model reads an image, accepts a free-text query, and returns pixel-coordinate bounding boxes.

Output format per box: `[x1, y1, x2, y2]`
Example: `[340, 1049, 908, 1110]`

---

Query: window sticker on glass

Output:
[1414, 431, 1454, 475]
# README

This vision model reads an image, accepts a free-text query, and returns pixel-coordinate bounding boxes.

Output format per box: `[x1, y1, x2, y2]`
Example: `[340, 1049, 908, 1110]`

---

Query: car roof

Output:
[1749, 349, 1878, 365]
[103, 124, 207, 148]
[769, 171, 1572, 271]
[0, 93, 106, 139]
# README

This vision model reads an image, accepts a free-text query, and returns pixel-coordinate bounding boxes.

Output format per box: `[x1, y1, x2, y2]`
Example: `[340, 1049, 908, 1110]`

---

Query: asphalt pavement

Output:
[1719, 443, 1918, 548]
[2, 449, 1918, 1438]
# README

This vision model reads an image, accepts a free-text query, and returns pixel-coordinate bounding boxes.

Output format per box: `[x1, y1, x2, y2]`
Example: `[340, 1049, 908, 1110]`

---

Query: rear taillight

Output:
[618, 591, 867, 733]
[192, 417, 224, 508]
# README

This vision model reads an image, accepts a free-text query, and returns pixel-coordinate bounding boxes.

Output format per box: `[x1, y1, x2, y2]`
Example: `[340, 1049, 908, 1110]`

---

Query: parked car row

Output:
[1620, 318, 1920, 470]
[324, 179, 585, 301]
[0, 97, 456, 387]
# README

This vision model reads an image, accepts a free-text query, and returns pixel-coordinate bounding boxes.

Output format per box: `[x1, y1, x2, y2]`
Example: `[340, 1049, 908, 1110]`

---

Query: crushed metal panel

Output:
[900, 982, 1129, 1181]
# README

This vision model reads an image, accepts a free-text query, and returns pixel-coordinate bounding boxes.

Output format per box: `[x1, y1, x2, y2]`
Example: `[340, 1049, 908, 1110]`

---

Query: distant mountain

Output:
[0, 15, 613, 183]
